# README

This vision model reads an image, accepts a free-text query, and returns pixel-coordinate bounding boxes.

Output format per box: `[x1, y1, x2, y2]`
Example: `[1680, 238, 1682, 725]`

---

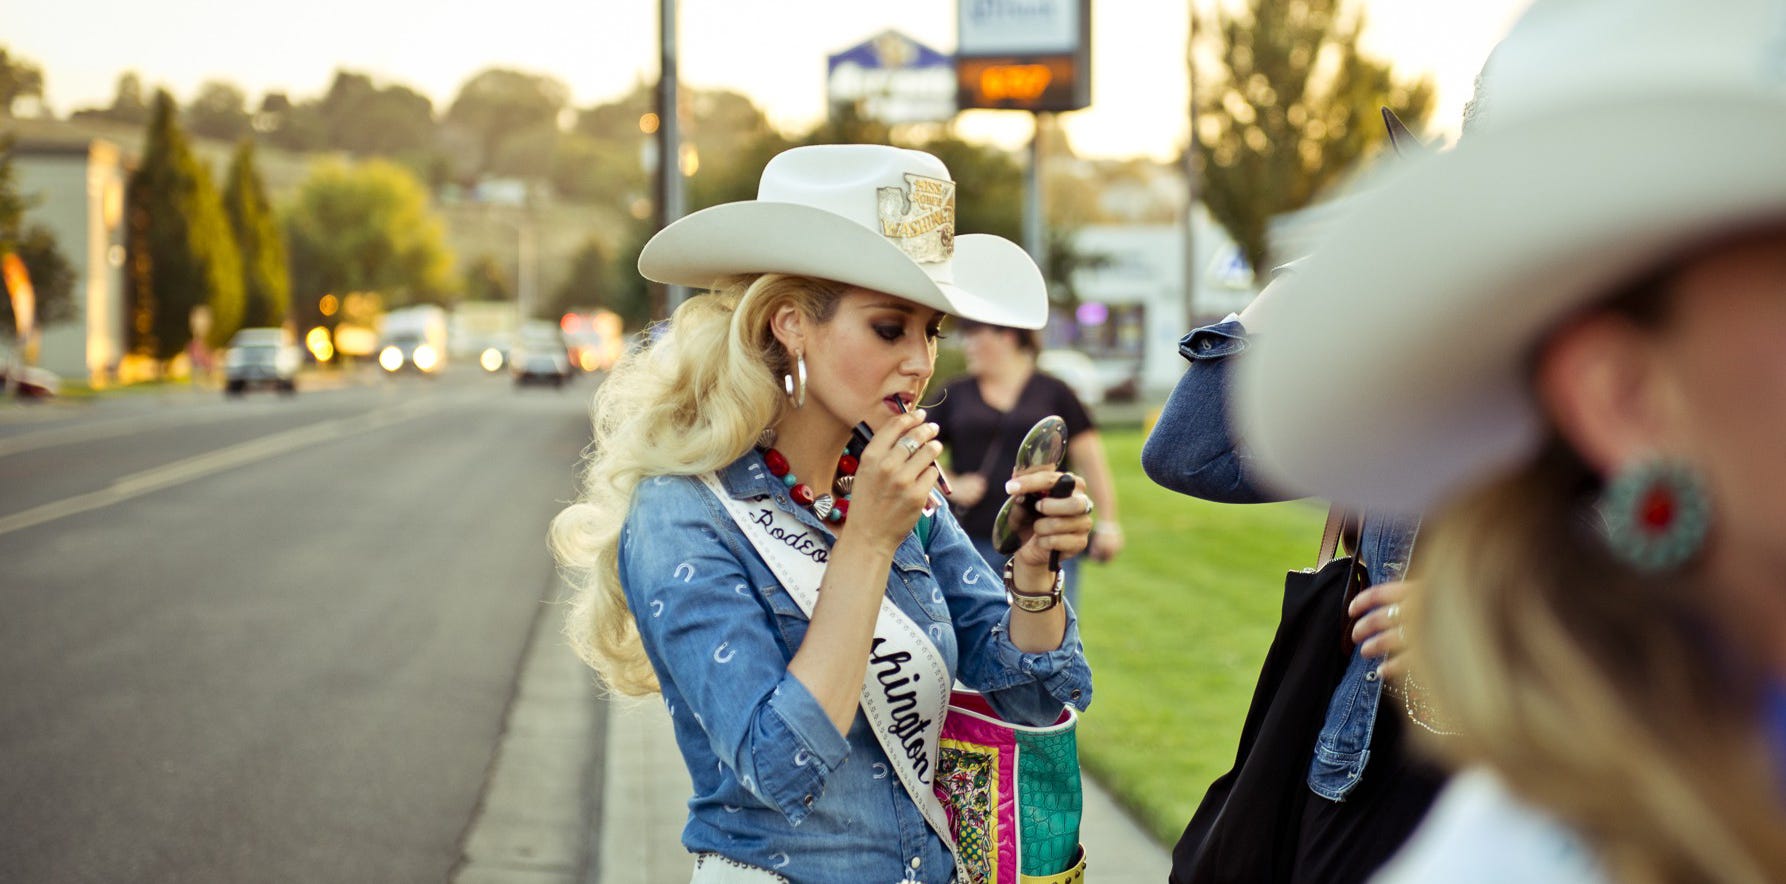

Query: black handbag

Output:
[1170, 509, 1367, 883]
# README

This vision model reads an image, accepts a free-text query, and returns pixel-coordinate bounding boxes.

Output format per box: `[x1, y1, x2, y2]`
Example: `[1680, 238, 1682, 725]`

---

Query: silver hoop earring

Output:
[783, 352, 807, 409]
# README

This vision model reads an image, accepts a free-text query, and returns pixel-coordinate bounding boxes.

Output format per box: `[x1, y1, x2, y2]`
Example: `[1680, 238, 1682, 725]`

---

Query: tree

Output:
[549, 133, 644, 205]
[0, 48, 44, 117]
[0, 138, 76, 330]
[445, 68, 570, 179]
[222, 140, 290, 328]
[1191, 0, 1434, 272]
[911, 134, 1023, 241]
[603, 221, 653, 330]
[72, 72, 151, 126]
[253, 91, 327, 152]
[461, 254, 514, 303]
[545, 236, 607, 319]
[124, 92, 244, 359]
[283, 158, 455, 327]
[315, 70, 437, 157]
[184, 80, 251, 142]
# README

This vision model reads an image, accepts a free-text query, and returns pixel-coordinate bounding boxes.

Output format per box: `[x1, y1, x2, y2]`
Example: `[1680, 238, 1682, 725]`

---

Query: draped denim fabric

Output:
[1141, 319, 1420, 801]
[1770, 682, 1786, 799]
[617, 453, 1093, 883]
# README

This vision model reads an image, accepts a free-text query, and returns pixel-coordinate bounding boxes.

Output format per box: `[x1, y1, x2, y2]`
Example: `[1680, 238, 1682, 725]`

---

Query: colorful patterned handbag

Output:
[934, 690, 1088, 884]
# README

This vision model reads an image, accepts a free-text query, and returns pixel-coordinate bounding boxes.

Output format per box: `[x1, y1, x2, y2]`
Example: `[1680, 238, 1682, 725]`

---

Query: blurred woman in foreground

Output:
[1234, 0, 1786, 880]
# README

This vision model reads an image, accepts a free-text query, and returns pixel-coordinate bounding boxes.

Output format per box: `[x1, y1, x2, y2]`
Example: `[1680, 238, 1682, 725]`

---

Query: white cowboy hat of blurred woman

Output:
[1236, 0, 1786, 512]
[639, 143, 1048, 329]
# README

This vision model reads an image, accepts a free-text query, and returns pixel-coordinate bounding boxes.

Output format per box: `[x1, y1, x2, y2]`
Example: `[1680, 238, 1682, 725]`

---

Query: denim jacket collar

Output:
[716, 450, 782, 499]
[713, 450, 931, 573]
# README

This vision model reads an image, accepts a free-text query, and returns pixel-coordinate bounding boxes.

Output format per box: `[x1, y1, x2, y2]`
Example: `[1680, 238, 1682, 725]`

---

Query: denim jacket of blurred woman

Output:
[1140, 317, 1418, 801]
[618, 451, 1092, 882]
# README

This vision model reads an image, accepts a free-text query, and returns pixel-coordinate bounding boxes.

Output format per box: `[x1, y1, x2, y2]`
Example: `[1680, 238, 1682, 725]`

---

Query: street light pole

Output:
[1024, 112, 1049, 288]
[652, 0, 686, 321]
[516, 218, 537, 321]
[1184, 1, 1201, 331]
[488, 213, 536, 321]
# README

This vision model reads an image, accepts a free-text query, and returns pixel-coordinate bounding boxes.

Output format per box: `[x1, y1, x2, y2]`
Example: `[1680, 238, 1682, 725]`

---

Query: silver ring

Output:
[1385, 603, 1401, 623]
[897, 436, 921, 455]
[1083, 498, 1095, 516]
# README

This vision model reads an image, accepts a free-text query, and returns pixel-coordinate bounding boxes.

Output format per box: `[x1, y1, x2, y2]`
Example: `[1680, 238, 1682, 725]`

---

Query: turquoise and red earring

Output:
[1593, 458, 1711, 573]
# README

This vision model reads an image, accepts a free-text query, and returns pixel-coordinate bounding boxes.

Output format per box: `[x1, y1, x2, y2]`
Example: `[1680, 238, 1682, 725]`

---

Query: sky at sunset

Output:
[7, 0, 1533, 160]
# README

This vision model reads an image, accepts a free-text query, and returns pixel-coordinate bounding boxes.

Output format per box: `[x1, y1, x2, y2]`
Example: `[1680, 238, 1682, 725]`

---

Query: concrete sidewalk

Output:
[597, 695, 1172, 883]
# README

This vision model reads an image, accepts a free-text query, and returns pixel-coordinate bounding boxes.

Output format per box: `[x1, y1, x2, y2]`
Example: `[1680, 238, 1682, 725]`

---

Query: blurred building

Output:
[1063, 206, 1255, 398]
[11, 136, 130, 383]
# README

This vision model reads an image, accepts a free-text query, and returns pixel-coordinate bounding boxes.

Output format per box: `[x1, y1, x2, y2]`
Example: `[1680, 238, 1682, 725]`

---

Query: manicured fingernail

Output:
[1006, 480, 1021, 494]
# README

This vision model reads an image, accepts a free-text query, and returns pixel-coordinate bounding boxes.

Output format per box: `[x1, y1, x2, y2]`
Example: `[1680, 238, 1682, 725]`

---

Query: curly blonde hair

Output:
[548, 274, 844, 696]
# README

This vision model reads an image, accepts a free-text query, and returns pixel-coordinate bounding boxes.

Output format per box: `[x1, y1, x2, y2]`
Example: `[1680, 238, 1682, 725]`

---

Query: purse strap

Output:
[1316, 506, 1350, 568]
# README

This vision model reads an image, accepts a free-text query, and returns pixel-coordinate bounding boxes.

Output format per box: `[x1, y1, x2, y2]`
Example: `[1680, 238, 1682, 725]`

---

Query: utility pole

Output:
[1024, 112, 1049, 286]
[516, 217, 537, 321]
[1183, 2, 1201, 331]
[651, 0, 685, 322]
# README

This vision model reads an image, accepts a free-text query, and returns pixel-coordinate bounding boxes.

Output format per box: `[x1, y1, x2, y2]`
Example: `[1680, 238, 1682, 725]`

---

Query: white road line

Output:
[0, 408, 250, 458]
[0, 398, 447, 538]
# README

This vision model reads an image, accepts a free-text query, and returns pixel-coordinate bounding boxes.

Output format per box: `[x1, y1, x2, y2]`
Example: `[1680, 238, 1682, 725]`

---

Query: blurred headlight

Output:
[480, 348, 504, 372]
[413, 345, 438, 372]
[379, 346, 403, 372]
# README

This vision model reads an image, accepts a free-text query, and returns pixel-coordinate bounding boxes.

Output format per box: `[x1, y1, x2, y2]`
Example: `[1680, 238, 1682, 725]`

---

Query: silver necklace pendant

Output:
[833, 474, 854, 495]
[811, 494, 835, 520]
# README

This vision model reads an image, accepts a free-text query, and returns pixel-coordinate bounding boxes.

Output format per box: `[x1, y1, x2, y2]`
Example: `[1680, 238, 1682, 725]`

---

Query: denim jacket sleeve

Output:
[1140, 319, 1292, 504]
[927, 507, 1093, 725]
[618, 476, 851, 826]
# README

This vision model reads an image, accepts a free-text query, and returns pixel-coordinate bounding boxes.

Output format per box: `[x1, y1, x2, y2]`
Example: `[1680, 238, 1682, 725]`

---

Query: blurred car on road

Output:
[511, 345, 572, 388]
[224, 328, 301, 396]
[378, 305, 448, 375]
[476, 342, 510, 373]
[512, 322, 572, 388]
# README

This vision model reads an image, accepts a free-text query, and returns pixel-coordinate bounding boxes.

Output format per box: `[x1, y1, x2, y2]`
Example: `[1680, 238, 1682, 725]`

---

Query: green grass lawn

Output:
[1073, 426, 1326, 846]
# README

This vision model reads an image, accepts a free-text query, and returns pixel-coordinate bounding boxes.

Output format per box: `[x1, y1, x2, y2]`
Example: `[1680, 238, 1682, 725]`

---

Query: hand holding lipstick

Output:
[855, 397, 952, 510]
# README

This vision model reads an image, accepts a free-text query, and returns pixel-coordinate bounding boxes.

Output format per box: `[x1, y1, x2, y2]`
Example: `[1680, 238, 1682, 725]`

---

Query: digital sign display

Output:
[956, 55, 1086, 112]
[955, 0, 1090, 113]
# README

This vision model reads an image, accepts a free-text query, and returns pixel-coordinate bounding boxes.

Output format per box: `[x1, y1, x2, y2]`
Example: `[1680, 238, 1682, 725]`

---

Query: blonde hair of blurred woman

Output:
[548, 274, 844, 696]
[1408, 286, 1786, 882]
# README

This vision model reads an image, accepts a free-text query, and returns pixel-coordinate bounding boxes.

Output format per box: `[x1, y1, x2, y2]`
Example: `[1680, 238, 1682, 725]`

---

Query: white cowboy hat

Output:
[1235, 0, 1786, 513]
[638, 144, 1048, 329]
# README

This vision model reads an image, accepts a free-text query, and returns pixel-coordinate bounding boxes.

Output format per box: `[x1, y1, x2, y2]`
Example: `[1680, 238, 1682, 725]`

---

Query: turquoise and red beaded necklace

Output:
[758, 434, 861, 526]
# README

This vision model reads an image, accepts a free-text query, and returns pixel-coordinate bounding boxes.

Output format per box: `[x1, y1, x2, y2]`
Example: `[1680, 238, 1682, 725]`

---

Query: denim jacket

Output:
[618, 453, 1093, 883]
[1141, 318, 1419, 801]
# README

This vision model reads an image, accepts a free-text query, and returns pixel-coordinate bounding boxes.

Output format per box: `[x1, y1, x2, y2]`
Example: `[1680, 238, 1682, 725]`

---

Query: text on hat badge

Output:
[877, 173, 955, 264]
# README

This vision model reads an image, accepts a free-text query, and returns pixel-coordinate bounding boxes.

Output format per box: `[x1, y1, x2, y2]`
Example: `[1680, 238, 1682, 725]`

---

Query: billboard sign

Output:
[958, 0, 1082, 54]
[827, 30, 957, 124]
[956, 0, 1091, 112]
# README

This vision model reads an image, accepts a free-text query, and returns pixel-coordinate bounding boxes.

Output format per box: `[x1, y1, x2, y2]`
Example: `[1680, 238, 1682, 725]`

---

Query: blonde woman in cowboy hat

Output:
[1235, 1, 1786, 881]
[550, 145, 1093, 883]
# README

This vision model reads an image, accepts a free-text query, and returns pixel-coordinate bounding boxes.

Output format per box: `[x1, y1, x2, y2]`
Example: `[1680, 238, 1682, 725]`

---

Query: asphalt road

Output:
[0, 369, 599, 883]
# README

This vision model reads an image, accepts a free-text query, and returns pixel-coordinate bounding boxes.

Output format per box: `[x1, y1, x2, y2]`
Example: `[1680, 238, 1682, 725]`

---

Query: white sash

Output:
[696, 473, 967, 881]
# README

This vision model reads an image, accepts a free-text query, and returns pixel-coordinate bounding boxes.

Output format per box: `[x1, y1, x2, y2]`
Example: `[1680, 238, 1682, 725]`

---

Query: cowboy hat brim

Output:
[1236, 92, 1786, 513]
[638, 201, 1048, 329]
